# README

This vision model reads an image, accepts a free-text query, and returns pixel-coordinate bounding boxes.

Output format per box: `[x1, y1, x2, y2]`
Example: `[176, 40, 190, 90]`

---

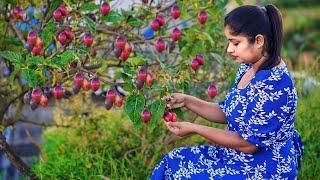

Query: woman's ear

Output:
[255, 34, 265, 49]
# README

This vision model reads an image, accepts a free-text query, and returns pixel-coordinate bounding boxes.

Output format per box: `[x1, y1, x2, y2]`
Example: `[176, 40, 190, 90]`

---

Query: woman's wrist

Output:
[183, 94, 191, 108]
[189, 122, 198, 134]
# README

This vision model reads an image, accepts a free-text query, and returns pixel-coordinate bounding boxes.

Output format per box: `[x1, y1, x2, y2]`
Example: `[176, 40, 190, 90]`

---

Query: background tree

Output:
[0, 0, 238, 178]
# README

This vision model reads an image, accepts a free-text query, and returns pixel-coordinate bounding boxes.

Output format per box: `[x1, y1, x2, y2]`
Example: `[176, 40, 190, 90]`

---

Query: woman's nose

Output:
[227, 43, 234, 53]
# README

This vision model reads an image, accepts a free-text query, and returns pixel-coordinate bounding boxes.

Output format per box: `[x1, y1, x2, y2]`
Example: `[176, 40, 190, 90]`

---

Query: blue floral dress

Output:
[150, 63, 304, 179]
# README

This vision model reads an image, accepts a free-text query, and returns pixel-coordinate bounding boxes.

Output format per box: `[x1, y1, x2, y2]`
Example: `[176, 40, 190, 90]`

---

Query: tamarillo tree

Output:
[0, 0, 240, 178]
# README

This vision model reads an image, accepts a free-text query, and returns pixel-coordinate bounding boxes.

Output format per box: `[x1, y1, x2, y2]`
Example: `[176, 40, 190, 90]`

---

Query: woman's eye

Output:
[233, 43, 239, 46]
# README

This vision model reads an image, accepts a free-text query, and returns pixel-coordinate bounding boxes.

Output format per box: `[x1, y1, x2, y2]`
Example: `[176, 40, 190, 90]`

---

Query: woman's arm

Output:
[166, 121, 258, 154]
[192, 123, 258, 153]
[184, 95, 227, 124]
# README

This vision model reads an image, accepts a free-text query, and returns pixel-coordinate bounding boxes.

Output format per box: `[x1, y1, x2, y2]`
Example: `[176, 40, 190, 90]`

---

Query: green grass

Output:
[295, 79, 320, 179]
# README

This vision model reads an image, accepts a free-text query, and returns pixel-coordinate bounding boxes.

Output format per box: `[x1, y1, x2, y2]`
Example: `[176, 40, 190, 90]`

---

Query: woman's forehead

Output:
[224, 27, 247, 41]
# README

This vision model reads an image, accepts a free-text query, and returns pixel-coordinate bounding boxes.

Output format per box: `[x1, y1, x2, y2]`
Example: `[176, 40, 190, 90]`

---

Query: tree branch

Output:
[0, 132, 38, 179]
[19, 119, 73, 128]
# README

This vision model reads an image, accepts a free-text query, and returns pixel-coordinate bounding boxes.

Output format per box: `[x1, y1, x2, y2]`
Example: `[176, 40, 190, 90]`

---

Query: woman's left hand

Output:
[165, 121, 196, 137]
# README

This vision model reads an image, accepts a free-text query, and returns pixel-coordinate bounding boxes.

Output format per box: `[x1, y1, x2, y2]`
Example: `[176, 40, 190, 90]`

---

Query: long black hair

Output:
[224, 4, 283, 70]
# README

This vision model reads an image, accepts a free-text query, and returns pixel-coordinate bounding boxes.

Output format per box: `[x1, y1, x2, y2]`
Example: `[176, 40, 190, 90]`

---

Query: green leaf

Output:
[75, 45, 90, 54]
[127, 56, 147, 66]
[123, 64, 135, 76]
[128, 18, 143, 27]
[202, 32, 215, 48]
[122, 82, 134, 92]
[26, 56, 44, 66]
[210, 52, 224, 63]
[48, 50, 78, 69]
[48, 1, 62, 14]
[23, 68, 37, 88]
[48, 57, 63, 69]
[42, 20, 55, 48]
[3, 35, 22, 46]
[178, 80, 190, 92]
[172, 108, 185, 120]
[80, 2, 100, 11]
[84, 16, 96, 35]
[59, 49, 78, 63]
[8, 69, 19, 87]
[100, 11, 124, 24]
[124, 93, 146, 131]
[147, 99, 166, 128]
[0, 51, 23, 64]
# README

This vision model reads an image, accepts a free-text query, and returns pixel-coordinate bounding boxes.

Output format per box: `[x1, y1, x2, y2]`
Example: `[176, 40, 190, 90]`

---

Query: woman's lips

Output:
[231, 55, 238, 60]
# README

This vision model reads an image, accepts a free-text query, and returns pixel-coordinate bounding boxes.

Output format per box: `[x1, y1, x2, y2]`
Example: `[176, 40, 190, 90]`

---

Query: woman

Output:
[150, 4, 303, 179]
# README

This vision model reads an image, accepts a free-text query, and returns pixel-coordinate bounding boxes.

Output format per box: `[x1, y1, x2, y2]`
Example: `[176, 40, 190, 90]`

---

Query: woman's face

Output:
[224, 26, 264, 64]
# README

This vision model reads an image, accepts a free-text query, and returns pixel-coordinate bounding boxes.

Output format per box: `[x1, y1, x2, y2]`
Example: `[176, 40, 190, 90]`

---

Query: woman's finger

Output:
[168, 121, 180, 128]
[171, 102, 184, 109]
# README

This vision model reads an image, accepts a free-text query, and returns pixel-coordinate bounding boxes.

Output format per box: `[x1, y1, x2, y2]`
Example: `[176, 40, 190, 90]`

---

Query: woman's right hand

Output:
[163, 93, 188, 109]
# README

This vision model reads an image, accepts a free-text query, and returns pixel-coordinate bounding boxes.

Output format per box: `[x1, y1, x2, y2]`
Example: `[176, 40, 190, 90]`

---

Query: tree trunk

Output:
[0, 132, 38, 180]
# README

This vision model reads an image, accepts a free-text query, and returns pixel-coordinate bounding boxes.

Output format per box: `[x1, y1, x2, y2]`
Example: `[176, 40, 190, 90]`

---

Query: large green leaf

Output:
[0, 51, 23, 65]
[84, 16, 96, 35]
[75, 45, 90, 54]
[128, 18, 143, 27]
[100, 11, 124, 24]
[48, 0, 62, 16]
[42, 20, 55, 48]
[124, 93, 145, 131]
[23, 68, 37, 88]
[26, 56, 44, 66]
[49, 50, 78, 69]
[172, 108, 185, 120]
[80, 2, 100, 11]
[147, 99, 166, 128]
[59, 49, 78, 62]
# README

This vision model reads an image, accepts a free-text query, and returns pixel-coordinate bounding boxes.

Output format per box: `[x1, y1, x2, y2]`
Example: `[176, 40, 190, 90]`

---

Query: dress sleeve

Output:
[237, 73, 296, 149]
[218, 100, 226, 114]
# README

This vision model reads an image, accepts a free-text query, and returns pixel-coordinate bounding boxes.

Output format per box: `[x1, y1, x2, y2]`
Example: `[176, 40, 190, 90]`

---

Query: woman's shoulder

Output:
[253, 62, 294, 89]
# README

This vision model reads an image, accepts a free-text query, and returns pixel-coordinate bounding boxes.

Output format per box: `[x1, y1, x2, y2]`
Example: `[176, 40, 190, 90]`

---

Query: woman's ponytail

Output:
[260, 4, 283, 70]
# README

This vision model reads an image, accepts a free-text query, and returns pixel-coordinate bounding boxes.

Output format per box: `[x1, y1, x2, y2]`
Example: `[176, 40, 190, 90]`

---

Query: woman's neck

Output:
[252, 56, 267, 72]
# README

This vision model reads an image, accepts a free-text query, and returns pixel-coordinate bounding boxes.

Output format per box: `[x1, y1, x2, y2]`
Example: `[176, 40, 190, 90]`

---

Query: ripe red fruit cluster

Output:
[53, 85, 64, 99]
[171, 5, 181, 19]
[150, 15, 166, 31]
[170, 28, 181, 41]
[90, 77, 100, 91]
[135, 67, 154, 90]
[155, 38, 165, 53]
[163, 111, 177, 122]
[105, 89, 123, 110]
[140, 108, 151, 123]
[207, 84, 218, 98]
[27, 32, 44, 56]
[72, 73, 101, 93]
[198, 10, 208, 25]
[58, 27, 74, 45]
[190, 54, 205, 71]
[12, 7, 24, 20]
[53, 5, 69, 22]
[114, 36, 133, 62]
[27, 85, 65, 110]
[100, 2, 110, 16]
[83, 33, 94, 47]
